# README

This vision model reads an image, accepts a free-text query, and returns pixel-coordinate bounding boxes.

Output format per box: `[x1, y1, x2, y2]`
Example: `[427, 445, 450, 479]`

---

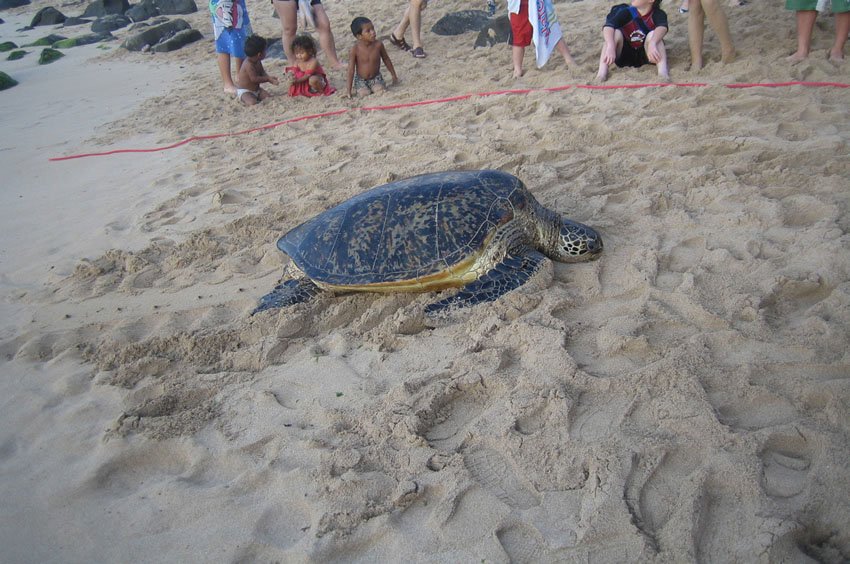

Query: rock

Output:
[264, 37, 285, 60]
[91, 13, 130, 32]
[154, 0, 196, 15]
[128, 15, 168, 30]
[474, 13, 510, 48]
[0, 41, 17, 51]
[27, 33, 67, 46]
[38, 47, 64, 64]
[62, 16, 92, 27]
[0, 70, 18, 90]
[6, 49, 26, 60]
[120, 18, 190, 51]
[151, 27, 201, 51]
[125, 0, 158, 22]
[53, 32, 112, 48]
[0, 0, 29, 9]
[31, 6, 66, 26]
[431, 9, 491, 36]
[82, 0, 130, 18]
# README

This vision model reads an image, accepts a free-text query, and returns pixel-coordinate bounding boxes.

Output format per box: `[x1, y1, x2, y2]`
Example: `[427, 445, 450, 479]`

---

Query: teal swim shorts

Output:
[786, 0, 850, 12]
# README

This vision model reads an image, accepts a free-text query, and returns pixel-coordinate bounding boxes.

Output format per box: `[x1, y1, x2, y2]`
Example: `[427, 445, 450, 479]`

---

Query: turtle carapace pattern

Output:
[254, 170, 603, 315]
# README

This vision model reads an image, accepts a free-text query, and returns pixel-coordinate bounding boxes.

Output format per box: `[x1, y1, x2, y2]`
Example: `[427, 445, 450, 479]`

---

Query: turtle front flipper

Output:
[252, 278, 323, 315]
[425, 250, 547, 315]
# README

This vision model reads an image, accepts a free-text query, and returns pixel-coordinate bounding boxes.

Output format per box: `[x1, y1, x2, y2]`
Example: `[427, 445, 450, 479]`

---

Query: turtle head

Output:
[552, 218, 603, 263]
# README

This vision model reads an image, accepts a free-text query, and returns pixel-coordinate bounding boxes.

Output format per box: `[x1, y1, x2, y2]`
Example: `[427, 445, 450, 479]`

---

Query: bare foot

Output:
[786, 51, 808, 63]
[721, 48, 737, 64]
[658, 72, 671, 83]
[596, 68, 609, 82]
[223, 85, 237, 95]
[512, 68, 525, 79]
[828, 49, 845, 62]
[691, 58, 703, 71]
[563, 54, 577, 67]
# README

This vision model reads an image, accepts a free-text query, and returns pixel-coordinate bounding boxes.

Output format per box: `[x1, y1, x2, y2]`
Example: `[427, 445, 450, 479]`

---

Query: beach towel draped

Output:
[508, 0, 564, 68]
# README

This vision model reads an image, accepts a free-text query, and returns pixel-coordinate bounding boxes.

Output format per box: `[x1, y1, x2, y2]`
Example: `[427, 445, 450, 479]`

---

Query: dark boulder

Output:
[82, 0, 130, 18]
[0, 0, 30, 9]
[154, 0, 196, 15]
[31, 6, 66, 26]
[126, 0, 158, 22]
[0, 40, 17, 51]
[6, 49, 26, 60]
[63, 16, 92, 27]
[91, 13, 130, 32]
[474, 14, 510, 48]
[151, 27, 201, 51]
[431, 10, 491, 36]
[120, 18, 190, 51]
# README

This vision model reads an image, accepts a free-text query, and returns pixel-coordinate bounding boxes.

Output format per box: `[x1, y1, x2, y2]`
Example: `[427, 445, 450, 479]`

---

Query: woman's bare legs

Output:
[312, 4, 343, 68]
[788, 9, 817, 61]
[688, 0, 735, 70]
[217, 52, 239, 93]
[829, 11, 850, 61]
[273, 0, 298, 63]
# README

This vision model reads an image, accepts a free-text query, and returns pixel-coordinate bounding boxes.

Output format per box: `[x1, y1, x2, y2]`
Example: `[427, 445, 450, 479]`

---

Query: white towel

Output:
[528, 0, 563, 67]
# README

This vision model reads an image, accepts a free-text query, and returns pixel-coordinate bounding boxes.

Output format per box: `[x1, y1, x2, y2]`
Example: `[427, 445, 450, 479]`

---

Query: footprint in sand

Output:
[463, 448, 540, 510]
[759, 433, 811, 499]
[496, 521, 546, 562]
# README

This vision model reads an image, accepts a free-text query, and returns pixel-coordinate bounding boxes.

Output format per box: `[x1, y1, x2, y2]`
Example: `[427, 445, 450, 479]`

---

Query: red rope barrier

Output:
[48, 80, 850, 162]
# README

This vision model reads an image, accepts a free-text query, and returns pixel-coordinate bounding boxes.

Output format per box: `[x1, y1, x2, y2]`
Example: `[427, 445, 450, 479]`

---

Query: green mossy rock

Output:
[52, 38, 79, 49]
[28, 34, 67, 47]
[0, 71, 18, 91]
[0, 41, 18, 52]
[38, 47, 64, 64]
[7, 50, 26, 60]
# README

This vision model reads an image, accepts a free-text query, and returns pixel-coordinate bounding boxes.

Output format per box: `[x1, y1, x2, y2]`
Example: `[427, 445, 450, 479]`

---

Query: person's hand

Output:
[601, 45, 616, 65]
[269, 75, 279, 85]
[646, 42, 661, 64]
[391, 76, 400, 86]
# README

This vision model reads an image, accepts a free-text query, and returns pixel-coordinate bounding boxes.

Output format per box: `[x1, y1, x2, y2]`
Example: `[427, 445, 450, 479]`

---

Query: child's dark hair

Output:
[244, 34, 267, 58]
[291, 34, 317, 57]
[350, 16, 371, 37]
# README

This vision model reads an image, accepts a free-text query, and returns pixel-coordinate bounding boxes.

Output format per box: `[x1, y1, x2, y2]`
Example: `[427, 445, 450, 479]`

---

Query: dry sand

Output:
[1, 0, 849, 561]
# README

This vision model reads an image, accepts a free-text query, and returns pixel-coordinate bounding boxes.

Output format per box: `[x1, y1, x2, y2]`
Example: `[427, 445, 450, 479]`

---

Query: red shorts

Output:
[509, 0, 532, 47]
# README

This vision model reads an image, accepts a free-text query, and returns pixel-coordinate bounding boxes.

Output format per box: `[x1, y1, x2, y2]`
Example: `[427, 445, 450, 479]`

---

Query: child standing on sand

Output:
[210, 0, 253, 94]
[286, 34, 336, 96]
[596, 0, 670, 82]
[508, 0, 577, 78]
[346, 17, 399, 97]
[235, 35, 279, 105]
[786, 0, 850, 62]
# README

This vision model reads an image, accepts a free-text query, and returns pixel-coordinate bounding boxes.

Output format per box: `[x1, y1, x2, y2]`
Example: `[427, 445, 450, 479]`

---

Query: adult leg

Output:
[688, 0, 706, 69]
[701, 0, 736, 62]
[393, 5, 412, 46]
[788, 10, 817, 61]
[273, 0, 298, 63]
[408, 0, 427, 52]
[829, 11, 850, 61]
[312, 4, 343, 68]
[217, 52, 237, 93]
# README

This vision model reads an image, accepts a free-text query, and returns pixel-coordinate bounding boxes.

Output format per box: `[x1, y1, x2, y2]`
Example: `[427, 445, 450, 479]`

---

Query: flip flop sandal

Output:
[389, 33, 411, 51]
[412, 47, 427, 58]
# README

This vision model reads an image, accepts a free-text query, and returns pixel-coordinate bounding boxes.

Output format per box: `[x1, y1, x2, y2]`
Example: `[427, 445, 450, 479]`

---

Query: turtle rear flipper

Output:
[424, 250, 547, 315]
[252, 278, 323, 315]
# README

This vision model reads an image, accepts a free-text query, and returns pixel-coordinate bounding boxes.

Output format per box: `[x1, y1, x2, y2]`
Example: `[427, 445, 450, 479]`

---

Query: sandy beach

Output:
[1, 0, 849, 561]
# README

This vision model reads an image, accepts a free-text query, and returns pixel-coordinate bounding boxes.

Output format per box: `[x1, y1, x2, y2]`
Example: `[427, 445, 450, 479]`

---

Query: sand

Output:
[1, 0, 849, 561]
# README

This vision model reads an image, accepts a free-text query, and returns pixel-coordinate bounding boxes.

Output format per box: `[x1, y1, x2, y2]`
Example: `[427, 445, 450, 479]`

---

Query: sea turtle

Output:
[254, 170, 603, 315]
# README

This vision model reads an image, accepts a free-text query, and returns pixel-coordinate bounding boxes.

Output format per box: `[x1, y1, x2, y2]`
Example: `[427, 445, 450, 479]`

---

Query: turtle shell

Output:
[278, 170, 532, 287]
